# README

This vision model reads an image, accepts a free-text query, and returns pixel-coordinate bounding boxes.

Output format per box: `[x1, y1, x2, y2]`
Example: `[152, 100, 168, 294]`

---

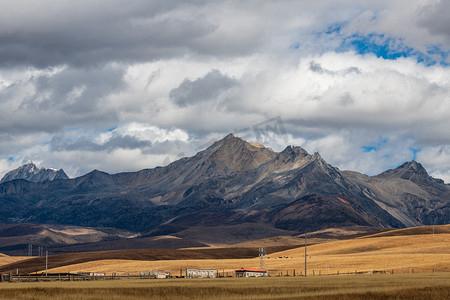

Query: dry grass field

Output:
[0, 254, 29, 268]
[0, 273, 449, 299]
[0, 246, 296, 275]
[0, 225, 449, 299]
[41, 231, 450, 276]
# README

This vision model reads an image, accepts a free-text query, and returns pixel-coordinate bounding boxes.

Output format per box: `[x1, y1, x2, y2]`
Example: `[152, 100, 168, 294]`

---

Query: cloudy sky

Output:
[0, 0, 449, 182]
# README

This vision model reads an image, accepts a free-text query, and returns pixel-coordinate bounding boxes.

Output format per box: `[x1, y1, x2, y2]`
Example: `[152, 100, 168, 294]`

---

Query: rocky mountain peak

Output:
[402, 160, 425, 171]
[393, 161, 428, 177]
[0, 162, 69, 184]
[215, 133, 242, 145]
[205, 133, 245, 153]
[19, 162, 38, 173]
[281, 145, 309, 158]
[374, 160, 439, 184]
[169, 134, 278, 182]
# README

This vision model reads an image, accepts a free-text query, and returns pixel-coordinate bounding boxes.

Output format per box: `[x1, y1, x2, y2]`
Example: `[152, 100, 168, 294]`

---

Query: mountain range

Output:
[0, 134, 448, 244]
[0, 162, 69, 184]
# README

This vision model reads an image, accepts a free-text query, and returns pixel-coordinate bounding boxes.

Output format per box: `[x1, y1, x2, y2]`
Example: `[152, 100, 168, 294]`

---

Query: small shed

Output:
[186, 268, 216, 278]
[235, 268, 268, 277]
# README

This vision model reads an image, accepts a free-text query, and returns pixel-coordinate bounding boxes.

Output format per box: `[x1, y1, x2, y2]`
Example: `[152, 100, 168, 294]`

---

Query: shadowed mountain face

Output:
[0, 162, 69, 184]
[0, 134, 448, 238]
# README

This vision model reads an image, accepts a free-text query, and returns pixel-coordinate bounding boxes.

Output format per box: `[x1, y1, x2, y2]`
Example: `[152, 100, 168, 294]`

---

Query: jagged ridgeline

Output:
[0, 162, 69, 184]
[0, 134, 448, 234]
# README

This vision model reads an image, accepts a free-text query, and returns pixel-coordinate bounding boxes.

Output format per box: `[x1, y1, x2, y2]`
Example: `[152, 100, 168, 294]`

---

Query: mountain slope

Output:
[342, 161, 450, 227]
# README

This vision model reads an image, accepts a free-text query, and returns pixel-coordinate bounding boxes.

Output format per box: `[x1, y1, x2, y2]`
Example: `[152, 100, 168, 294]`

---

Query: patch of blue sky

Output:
[362, 146, 376, 152]
[362, 138, 388, 153]
[325, 22, 345, 35]
[338, 33, 413, 60]
[423, 45, 449, 66]
[291, 23, 448, 66]
[0, 157, 14, 162]
[409, 147, 421, 161]
[338, 33, 449, 66]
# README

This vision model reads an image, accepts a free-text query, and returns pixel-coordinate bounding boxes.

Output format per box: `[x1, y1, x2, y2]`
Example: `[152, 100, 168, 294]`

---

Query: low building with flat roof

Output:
[186, 268, 216, 278]
[235, 268, 268, 277]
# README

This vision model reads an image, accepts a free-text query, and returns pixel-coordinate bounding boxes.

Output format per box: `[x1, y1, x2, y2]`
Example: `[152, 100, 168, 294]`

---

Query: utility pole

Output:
[305, 234, 307, 277]
[45, 250, 48, 276]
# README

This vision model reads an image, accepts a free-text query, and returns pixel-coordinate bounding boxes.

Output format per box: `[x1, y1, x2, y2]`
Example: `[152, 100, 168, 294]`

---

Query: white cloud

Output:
[417, 146, 450, 183]
[95, 123, 189, 145]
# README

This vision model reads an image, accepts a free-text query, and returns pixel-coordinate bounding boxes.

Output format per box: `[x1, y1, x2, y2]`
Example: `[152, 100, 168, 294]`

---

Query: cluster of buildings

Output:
[72, 268, 269, 279]
[185, 268, 269, 278]
[128, 268, 270, 279]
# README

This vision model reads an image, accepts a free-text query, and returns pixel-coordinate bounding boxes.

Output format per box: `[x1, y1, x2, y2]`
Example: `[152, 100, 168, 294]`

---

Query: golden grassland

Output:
[0, 273, 449, 299]
[43, 233, 450, 276]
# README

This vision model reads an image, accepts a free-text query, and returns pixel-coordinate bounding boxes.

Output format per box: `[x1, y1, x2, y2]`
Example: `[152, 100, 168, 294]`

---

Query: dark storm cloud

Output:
[49, 131, 192, 156]
[169, 70, 238, 107]
[418, 1, 450, 45]
[0, 65, 124, 135]
[0, 1, 217, 68]
[25, 65, 126, 113]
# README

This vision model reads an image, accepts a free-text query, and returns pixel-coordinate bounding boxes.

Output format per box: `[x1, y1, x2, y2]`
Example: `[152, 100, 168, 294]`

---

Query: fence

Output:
[1, 266, 448, 283]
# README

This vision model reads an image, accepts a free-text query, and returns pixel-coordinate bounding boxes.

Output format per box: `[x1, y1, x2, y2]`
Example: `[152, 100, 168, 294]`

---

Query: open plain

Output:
[0, 226, 449, 299]
[0, 274, 449, 300]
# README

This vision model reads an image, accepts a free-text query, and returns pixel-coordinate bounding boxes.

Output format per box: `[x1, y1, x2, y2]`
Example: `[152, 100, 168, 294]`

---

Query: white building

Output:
[141, 270, 170, 279]
[235, 268, 268, 277]
[186, 268, 216, 278]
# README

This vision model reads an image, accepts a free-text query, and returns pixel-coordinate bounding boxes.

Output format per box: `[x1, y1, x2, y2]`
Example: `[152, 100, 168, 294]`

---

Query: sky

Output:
[0, 0, 449, 182]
